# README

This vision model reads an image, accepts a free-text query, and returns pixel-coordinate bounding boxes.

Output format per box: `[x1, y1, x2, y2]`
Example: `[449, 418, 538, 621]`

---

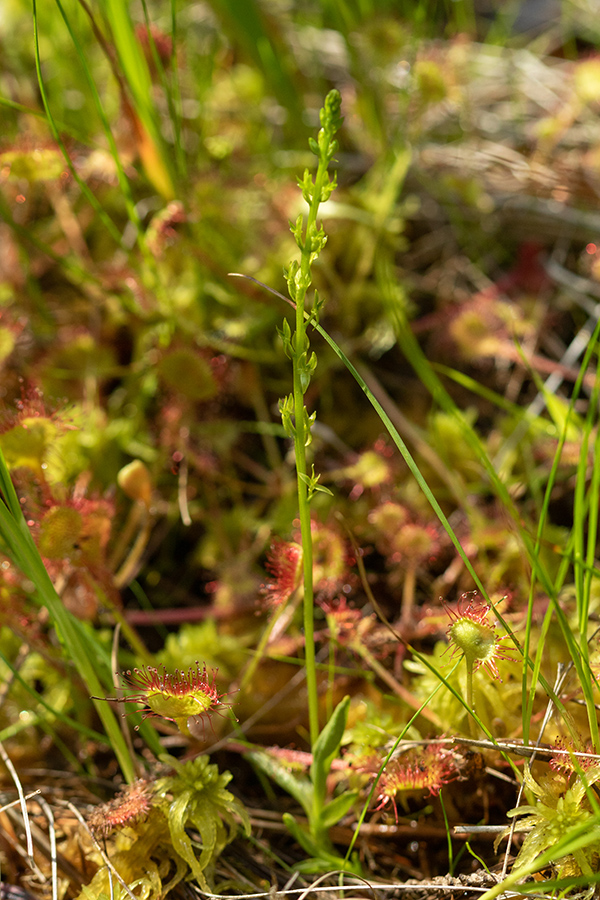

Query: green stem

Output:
[466, 661, 474, 710]
[238, 593, 300, 695]
[293, 277, 318, 748]
[292, 114, 338, 750]
[401, 563, 417, 628]
[282, 91, 342, 751]
[466, 661, 478, 738]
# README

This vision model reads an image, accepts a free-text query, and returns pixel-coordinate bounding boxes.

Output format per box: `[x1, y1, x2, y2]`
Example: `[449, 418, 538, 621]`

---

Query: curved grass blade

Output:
[229, 273, 571, 724]
[32, 0, 123, 246]
[208, 0, 303, 127]
[53, 0, 145, 250]
[0, 446, 135, 782]
[103, 0, 175, 199]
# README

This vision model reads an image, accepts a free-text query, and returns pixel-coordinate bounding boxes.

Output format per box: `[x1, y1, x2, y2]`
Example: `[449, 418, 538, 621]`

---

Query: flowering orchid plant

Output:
[2, 18, 599, 894]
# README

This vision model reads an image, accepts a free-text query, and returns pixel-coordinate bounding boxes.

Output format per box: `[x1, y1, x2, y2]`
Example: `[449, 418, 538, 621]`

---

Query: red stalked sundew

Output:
[372, 745, 459, 822]
[549, 738, 597, 776]
[260, 538, 303, 606]
[390, 521, 440, 568]
[311, 519, 355, 600]
[445, 592, 514, 681]
[87, 779, 153, 838]
[135, 23, 173, 69]
[367, 500, 442, 576]
[339, 438, 395, 501]
[260, 522, 355, 609]
[146, 201, 186, 257]
[121, 662, 229, 734]
[368, 501, 442, 628]
[368, 501, 410, 552]
[320, 596, 364, 646]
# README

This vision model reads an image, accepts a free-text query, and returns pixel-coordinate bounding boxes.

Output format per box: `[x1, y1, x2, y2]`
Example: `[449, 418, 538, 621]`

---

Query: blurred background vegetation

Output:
[3, 0, 600, 889]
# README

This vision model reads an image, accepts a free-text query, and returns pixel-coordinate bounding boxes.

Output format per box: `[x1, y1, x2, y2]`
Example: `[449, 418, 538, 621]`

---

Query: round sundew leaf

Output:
[0, 417, 57, 472]
[1, 148, 64, 181]
[0, 327, 16, 364]
[158, 349, 218, 402]
[38, 505, 83, 559]
[146, 690, 207, 719]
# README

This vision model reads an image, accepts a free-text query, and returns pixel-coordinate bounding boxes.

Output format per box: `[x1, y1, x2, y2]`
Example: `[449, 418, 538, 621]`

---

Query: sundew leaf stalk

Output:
[279, 90, 343, 746]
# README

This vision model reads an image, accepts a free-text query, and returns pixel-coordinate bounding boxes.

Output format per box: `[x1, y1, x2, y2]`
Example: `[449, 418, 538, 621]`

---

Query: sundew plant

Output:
[2, 2, 600, 899]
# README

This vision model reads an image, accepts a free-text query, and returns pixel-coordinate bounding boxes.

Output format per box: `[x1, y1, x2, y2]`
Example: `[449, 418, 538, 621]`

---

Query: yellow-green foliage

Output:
[405, 641, 523, 738]
[80, 810, 189, 900]
[157, 619, 250, 680]
[503, 763, 600, 878]
[154, 756, 251, 890]
[80, 757, 250, 900]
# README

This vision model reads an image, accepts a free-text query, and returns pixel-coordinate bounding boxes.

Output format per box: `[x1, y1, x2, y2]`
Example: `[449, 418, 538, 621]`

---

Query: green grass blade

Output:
[0, 648, 112, 745]
[575, 359, 600, 749]
[139, 0, 186, 181]
[103, 0, 175, 198]
[208, 0, 303, 126]
[314, 319, 484, 594]
[53, 0, 145, 248]
[0, 96, 91, 144]
[32, 0, 123, 246]
[0, 96, 46, 117]
[311, 318, 571, 718]
[0, 447, 135, 782]
[386, 300, 557, 599]
[520, 321, 600, 745]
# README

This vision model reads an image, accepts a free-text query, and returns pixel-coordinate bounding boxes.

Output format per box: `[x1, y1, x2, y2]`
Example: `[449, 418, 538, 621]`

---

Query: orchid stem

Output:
[281, 90, 343, 749]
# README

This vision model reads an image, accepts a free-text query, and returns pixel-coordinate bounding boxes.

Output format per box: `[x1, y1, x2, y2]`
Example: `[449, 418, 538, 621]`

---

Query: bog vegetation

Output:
[2, 2, 600, 899]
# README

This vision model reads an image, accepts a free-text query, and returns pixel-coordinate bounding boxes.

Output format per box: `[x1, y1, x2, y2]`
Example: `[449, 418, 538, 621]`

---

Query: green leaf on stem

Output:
[320, 791, 358, 829]
[311, 695, 350, 804]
